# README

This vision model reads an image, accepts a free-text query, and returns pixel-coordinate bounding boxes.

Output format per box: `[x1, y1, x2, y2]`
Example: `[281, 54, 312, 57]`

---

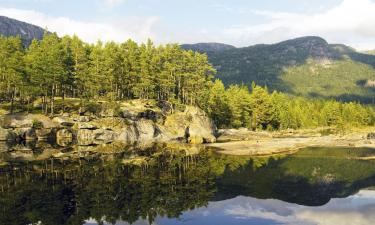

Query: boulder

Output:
[157, 100, 173, 115]
[183, 107, 216, 144]
[72, 115, 91, 122]
[0, 141, 9, 152]
[118, 125, 138, 144]
[35, 128, 52, 140]
[135, 119, 156, 142]
[100, 108, 114, 118]
[0, 127, 16, 141]
[77, 129, 118, 145]
[77, 129, 94, 145]
[137, 109, 161, 121]
[52, 117, 75, 127]
[15, 128, 37, 140]
[185, 125, 215, 144]
[76, 122, 97, 130]
[56, 129, 73, 146]
[367, 133, 375, 140]
[95, 129, 118, 144]
[7, 118, 33, 128]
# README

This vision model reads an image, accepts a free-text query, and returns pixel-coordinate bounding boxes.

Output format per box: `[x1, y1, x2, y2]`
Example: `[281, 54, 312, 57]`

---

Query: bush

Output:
[32, 119, 44, 129]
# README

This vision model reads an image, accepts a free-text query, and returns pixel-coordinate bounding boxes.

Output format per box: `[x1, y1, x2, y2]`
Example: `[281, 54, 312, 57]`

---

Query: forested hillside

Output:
[181, 43, 235, 54]
[189, 37, 375, 103]
[1, 33, 375, 131]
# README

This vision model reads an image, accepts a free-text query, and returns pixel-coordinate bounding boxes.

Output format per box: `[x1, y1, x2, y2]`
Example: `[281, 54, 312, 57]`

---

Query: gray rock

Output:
[95, 129, 118, 144]
[35, 128, 52, 140]
[157, 100, 173, 115]
[56, 129, 73, 146]
[118, 125, 138, 144]
[135, 119, 156, 142]
[52, 117, 75, 127]
[73, 116, 91, 122]
[76, 122, 97, 130]
[7, 118, 33, 128]
[0, 127, 16, 141]
[15, 128, 37, 140]
[77, 129, 118, 145]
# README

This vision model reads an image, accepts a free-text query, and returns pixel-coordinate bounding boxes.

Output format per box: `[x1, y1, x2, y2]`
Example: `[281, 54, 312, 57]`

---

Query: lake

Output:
[1, 142, 375, 225]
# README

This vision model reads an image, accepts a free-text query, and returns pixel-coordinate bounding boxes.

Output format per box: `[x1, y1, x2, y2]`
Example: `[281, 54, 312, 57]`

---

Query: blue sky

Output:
[0, 0, 374, 49]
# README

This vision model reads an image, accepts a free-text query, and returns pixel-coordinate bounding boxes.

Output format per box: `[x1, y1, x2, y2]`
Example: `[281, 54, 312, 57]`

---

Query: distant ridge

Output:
[0, 16, 45, 46]
[186, 36, 375, 103]
[181, 42, 236, 53]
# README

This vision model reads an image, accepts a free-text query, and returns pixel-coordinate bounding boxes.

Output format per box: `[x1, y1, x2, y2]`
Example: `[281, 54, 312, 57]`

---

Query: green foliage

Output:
[31, 119, 43, 129]
[281, 59, 375, 103]
[0, 34, 215, 115]
[201, 37, 375, 103]
[205, 82, 375, 130]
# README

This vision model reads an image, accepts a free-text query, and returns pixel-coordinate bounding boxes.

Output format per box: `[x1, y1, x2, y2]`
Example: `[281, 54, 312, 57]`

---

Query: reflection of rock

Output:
[118, 125, 138, 144]
[77, 129, 118, 145]
[0, 141, 9, 152]
[15, 128, 37, 140]
[56, 129, 73, 146]
[0, 127, 16, 141]
[367, 133, 375, 140]
[35, 128, 52, 140]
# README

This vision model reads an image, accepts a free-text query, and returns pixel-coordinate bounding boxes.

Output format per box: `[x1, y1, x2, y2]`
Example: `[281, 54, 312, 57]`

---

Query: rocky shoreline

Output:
[0, 101, 216, 151]
[209, 128, 375, 155]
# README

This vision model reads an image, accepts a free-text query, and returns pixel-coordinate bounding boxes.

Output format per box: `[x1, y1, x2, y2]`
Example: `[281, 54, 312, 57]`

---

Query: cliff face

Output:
[0, 16, 45, 46]
[0, 100, 216, 150]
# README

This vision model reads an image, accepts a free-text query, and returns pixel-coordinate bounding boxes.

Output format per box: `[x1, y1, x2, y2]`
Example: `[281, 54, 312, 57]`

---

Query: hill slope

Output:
[0, 16, 45, 46]
[195, 37, 375, 103]
[181, 43, 236, 53]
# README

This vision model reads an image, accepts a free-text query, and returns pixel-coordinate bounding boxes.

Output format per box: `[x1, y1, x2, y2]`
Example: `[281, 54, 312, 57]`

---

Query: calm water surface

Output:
[1, 142, 375, 225]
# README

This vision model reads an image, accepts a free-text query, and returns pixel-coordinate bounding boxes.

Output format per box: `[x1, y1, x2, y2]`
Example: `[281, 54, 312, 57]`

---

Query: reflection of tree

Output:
[0, 150, 216, 225]
[216, 147, 375, 206]
[2, 146, 375, 224]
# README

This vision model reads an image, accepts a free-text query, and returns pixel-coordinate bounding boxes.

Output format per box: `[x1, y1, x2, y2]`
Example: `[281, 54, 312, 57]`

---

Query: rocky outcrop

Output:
[367, 133, 375, 140]
[15, 128, 37, 140]
[77, 129, 118, 145]
[0, 101, 216, 147]
[0, 127, 16, 141]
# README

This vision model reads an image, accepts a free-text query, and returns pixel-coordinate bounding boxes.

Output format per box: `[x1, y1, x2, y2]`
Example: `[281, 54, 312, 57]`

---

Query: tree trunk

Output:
[10, 89, 15, 114]
[50, 85, 55, 116]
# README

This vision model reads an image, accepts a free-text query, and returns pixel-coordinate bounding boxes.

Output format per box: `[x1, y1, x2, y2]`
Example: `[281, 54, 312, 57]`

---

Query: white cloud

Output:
[0, 7, 159, 44]
[222, 190, 375, 225]
[222, 0, 375, 50]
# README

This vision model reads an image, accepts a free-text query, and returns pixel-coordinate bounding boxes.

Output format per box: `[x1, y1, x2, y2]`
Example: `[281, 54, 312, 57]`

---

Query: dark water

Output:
[1, 142, 375, 225]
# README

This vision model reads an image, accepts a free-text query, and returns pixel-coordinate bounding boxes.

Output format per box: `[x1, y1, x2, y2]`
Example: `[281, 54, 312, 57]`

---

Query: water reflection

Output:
[0, 143, 375, 225]
[152, 190, 375, 225]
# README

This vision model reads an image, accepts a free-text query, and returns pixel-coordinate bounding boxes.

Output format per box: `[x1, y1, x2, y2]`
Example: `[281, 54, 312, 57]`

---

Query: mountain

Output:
[192, 36, 375, 103]
[0, 16, 45, 46]
[181, 43, 236, 53]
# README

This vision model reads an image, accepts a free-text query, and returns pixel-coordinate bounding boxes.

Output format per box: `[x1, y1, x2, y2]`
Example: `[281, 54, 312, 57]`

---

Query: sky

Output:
[0, 0, 374, 50]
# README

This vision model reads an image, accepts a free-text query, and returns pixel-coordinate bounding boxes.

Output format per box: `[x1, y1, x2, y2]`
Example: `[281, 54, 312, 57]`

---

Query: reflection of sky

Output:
[85, 190, 375, 225]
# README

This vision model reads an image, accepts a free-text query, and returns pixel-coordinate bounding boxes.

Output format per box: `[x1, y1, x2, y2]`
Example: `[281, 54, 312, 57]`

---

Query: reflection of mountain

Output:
[215, 147, 375, 206]
[177, 191, 375, 225]
[0, 146, 375, 224]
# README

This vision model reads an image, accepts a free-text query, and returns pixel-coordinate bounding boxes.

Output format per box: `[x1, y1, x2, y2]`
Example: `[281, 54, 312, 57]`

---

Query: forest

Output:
[1, 33, 375, 131]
